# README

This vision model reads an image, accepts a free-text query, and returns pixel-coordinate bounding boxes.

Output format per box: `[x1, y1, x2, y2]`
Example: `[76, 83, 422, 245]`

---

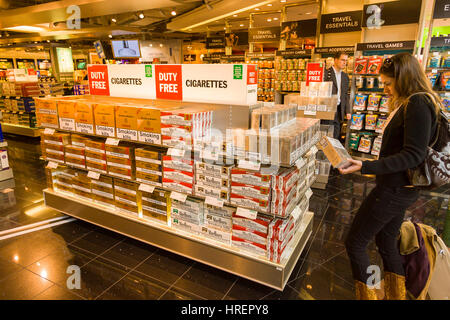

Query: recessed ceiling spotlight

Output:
[139, 13, 145, 19]
[267, 18, 272, 22]
[47, 40, 50, 42]
[255, 8, 260, 11]
[267, 3, 272, 6]
[280, 0, 286, 2]
[171, 10, 177, 16]
[240, 24, 244, 27]
[160, 43, 163, 47]
[111, 18, 117, 23]
[305, 12, 312, 15]
[233, 14, 238, 17]
[108, 34, 112, 38]
[274, 17, 279, 20]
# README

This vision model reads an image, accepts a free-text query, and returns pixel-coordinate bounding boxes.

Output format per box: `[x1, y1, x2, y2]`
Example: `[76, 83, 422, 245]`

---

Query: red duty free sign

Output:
[155, 65, 182, 100]
[88, 65, 110, 95]
[306, 62, 324, 86]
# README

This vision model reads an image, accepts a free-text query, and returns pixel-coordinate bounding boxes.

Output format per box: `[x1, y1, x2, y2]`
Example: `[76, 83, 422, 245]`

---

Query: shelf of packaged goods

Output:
[0, 110, 36, 115]
[355, 90, 385, 94]
[0, 168, 13, 182]
[352, 110, 388, 115]
[43, 187, 314, 291]
[44, 128, 320, 169]
[1, 123, 40, 137]
[426, 67, 450, 71]
[42, 156, 317, 220]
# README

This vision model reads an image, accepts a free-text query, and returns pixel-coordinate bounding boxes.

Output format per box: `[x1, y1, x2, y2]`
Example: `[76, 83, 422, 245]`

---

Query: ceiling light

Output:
[233, 14, 238, 17]
[149, 43, 152, 47]
[267, 3, 272, 6]
[280, 0, 286, 2]
[111, 18, 117, 23]
[255, 8, 260, 11]
[139, 13, 145, 19]
[305, 12, 312, 15]
[171, 10, 177, 16]
[47, 40, 50, 42]
[160, 43, 163, 47]
[108, 34, 112, 38]
[274, 17, 279, 20]
[5, 25, 45, 33]
[240, 24, 244, 27]
[267, 18, 272, 22]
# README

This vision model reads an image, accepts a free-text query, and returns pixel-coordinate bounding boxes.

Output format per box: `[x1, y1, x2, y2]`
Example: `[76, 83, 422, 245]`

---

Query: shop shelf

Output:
[43, 187, 314, 291]
[1, 123, 40, 137]
[0, 168, 13, 182]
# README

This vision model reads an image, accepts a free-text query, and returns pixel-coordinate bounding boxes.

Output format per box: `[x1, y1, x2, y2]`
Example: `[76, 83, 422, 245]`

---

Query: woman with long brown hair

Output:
[339, 53, 442, 300]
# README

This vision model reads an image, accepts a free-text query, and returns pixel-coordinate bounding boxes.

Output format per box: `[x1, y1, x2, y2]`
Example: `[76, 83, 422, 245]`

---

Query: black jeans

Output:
[345, 185, 419, 284]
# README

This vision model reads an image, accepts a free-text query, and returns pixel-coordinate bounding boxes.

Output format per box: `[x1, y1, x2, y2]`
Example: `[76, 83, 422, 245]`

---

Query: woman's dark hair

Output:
[380, 52, 441, 113]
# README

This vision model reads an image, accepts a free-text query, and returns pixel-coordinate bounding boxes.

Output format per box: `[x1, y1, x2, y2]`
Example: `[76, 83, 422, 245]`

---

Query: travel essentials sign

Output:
[249, 27, 280, 43]
[88, 64, 257, 105]
[320, 11, 362, 33]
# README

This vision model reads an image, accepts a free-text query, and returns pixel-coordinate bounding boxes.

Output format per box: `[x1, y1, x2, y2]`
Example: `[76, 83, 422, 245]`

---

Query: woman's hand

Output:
[338, 159, 362, 175]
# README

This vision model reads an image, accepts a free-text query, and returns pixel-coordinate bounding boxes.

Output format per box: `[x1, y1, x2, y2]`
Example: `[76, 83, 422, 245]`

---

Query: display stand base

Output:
[43, 188, 313, 291]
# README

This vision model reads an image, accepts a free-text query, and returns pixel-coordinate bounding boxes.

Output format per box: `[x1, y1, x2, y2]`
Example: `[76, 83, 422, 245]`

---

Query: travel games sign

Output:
[87, 64, 257, 105]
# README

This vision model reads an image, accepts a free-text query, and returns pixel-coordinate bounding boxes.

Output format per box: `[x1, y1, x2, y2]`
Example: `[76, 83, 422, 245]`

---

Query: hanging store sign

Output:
[87, 64, 257, 105]
[430, 36, 450, 47]
[433, 0, 450, 19]
[225, 32, 248, 47]
[249, 27, 280, 43]
[306, 62, 324, 86]
[356, 41, 415, 51]
[246, 52, 275, 59]
[281, 19, 317, 40]
[362, 0, 422, 28]
[314, 46, 354, 54]
[320, 11, 362, 33]
[276, 49, 312, 57]
[206, 37, 226, 49]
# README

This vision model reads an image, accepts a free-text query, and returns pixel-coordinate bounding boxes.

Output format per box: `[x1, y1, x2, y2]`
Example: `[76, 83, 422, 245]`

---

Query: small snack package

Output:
[358, 135, 373, 153]
[354, 57, 369, 74]
[365, 114, 378, 131]
[441, 71, 450, 91]
[368, 57, 384, 75]
[367, 94, 381, 111]
[371, 136, 382, 156]
[375, 116, 388, 133]
[379, 96, 390, 113]
[350, 114, 365, 130]
[353, 94, 368, 111]
[349, 133, 361, 150]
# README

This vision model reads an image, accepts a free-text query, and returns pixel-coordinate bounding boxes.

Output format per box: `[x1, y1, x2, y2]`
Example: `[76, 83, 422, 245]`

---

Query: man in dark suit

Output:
[323, 51, 351, 140]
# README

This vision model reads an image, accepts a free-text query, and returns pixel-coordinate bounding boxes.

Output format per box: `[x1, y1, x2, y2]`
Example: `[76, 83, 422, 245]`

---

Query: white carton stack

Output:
[171, 197, 204, 235]
[231, 213, 272, 257]
[162, 155, 195, 195]
[201, 204, 235, 245]
[195, 161, 233, 202]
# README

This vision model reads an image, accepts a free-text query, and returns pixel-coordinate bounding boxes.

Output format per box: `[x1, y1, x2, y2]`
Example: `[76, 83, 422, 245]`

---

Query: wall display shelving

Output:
[246, 52, 276, 103]
[345, 42, 415, 160]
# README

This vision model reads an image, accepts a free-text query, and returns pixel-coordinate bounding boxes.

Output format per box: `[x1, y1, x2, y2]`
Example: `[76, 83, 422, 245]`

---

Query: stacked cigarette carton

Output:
[141, 188, 170, 224]
[171, 197, 204, 235]
[135, 147, 165, 187]
[194, 161, 233, 202]
[162, 154, 195, 194]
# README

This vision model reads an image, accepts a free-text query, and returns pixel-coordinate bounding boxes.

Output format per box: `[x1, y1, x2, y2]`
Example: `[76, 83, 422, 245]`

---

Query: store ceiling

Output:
[0, 0, 319, 47]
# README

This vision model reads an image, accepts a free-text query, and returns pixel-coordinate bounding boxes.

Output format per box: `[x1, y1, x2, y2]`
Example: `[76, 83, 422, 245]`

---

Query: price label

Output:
[291, 206, 301, 221]
[205, 196, 224, 208]
[295, 158, 306, 169]
[304, 110, 317, 116]
[167, 148, 186, 158]
[238, 159, 261, 171]
[87, 171, 100, 180]
[305, 188, 313, 200]
[170, 191, 188, 202]
[44, 128, 55, 135]
[236, 207, 257, 220]
[105, 138, 120, 146]
[138, 183, 155, 193]
[46, 161, 58, 169]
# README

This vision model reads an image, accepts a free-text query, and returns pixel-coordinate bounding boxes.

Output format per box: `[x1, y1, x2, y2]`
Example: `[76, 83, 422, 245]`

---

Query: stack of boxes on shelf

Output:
[38, 78, 64, 96]
[42, 95, 319, 264]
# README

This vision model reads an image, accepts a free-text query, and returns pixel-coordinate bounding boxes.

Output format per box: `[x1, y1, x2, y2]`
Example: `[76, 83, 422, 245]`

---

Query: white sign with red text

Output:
[87, 64, 257, 105]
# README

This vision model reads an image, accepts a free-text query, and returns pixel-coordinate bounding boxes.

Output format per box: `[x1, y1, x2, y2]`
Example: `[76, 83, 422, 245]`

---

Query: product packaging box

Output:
[163, 167, 194, 184]
[70, 134, 87, 148]
[137, 107, 161, 144]
[195, 162, 233, 179]
[71, 171, 92, 200]
[141, 188, 170, 224]
[91, 175, 115, 207]
[115, 104, 138, 141]
[57, 100, 77, 131]
[75, 101, 95, 135]
[232, 213, 272, 234]
[232, 225, 268, 246]
[231, 168, 272, 188]
[201, 226, 231, 245]
[317, 136, 351, 169]
[106, 143, 135, 180]
[171, 217, 202, 235]
[230, 193, 270, 213]
[93, 103, 116, 137]
[230, 182, 271, 201]
[232, 235, 267, 256]
[194, 184, 230, 201]
[114, 179, 141, 217]
[163, 155, 194, 172]
[162, 178, 193, 194]
[35, 98, 59, 128]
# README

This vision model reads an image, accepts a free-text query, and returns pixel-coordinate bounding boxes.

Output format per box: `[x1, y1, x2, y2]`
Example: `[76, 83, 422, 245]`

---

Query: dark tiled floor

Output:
[0, 134, 449, 300]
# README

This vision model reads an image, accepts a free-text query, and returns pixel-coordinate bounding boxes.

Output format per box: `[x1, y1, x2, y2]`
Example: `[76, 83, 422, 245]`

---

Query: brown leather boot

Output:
[355, 280, 378, 300]
[384, 272, 406, 300]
